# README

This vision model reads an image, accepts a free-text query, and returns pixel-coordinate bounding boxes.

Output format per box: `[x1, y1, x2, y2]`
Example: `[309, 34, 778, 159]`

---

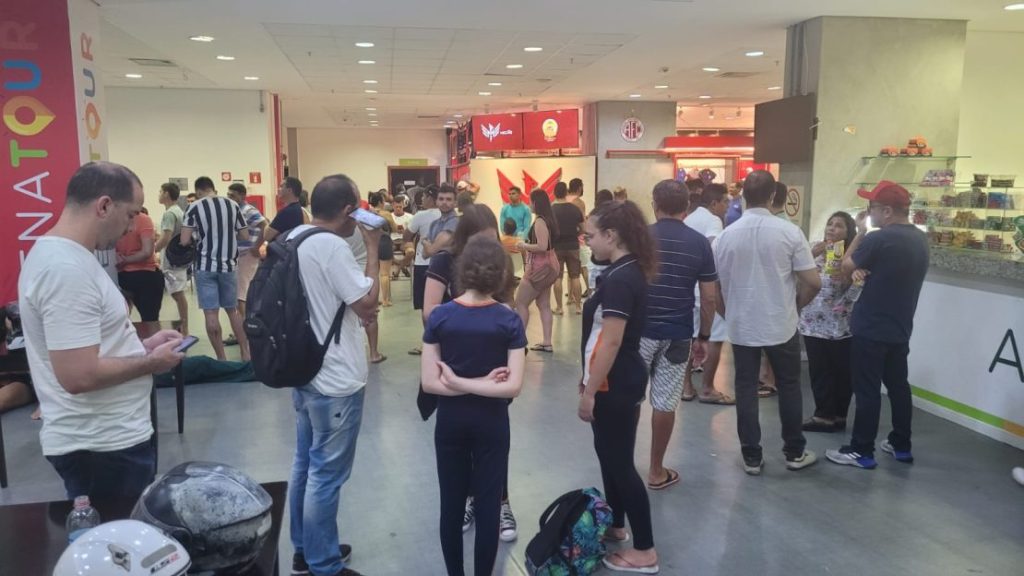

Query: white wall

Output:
[106, 87, 276, 213]
[296, 128, 447, 194]
[956, 31, 1024, 181]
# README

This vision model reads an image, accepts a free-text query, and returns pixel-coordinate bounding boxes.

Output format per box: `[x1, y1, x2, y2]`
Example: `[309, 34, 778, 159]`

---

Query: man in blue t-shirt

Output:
[500, 186, 532, 239]
[639, 180, 719, 490]
[826, 181, 929, 470]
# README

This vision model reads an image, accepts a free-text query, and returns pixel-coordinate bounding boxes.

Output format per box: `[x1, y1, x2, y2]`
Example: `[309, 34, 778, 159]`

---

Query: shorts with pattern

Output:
[639, 337, 691, 412]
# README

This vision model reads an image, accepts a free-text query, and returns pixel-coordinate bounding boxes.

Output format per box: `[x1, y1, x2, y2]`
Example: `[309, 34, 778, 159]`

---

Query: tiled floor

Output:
[1, 279, 1022, 575]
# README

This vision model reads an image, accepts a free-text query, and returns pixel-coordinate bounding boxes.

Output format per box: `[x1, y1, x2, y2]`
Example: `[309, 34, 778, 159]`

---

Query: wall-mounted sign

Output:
[522, 109, 580, 150]
[249, 171, 262, 184]
[621, 117, 644, 143]
[785, 187, 801, 218]
[169, 177, 188, 191]
[472, 113, 523, 152]
[221, 171, 232, 182]
[399, 158, 429, 166]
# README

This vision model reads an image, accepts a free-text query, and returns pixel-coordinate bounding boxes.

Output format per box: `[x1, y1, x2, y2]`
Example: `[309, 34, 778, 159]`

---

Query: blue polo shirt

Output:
[643, 219, 718, 341]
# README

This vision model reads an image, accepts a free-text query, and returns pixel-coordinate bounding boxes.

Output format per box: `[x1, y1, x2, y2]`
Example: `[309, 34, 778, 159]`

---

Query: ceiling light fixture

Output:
[505, 64, 523, 69]
[1005, 3, 1024, 10]
[767, 85, 782, 91]
[125, 73, 142, 79]
[363, 80, 378, 84]
[524, 47, 543, 52]
[189, 35, 214, 42]
[454, 113, 464, 118]
[368, 113, 377, 117]
[702, 67, 720, 72]
[698, 95, 712, 99]
[488, 82, 502, 86]
[216, 55, 235, 61]
[243, 76, 259, 81]
[654, 85, 669, 89]
[355, 42, 375, 48]
[358, 60, 376, 65]
[478, 91, 492, 96]
[745, 50, 765, 57]
[365, 107, 377, 111]
[364, 89, 378, 94]
[629, 94, 642, 98]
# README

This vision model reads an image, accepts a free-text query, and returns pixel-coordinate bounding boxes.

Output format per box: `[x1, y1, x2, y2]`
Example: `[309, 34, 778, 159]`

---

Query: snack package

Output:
[824, 240, 844, 276]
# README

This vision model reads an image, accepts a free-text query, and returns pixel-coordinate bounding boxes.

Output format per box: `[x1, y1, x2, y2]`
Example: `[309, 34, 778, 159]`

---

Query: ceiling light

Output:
[358, 60, 375, 65]
[364, 89, 378, 94]
[654, 85, 669, 89]
[702, 67, 720, 72]
[488, 82, 502, 86]
[216, 55, 235, 61]
[125, 73, 142, 79]
[363, 80, 378, 84]
[698, 95, 712, 99]
[368, 113, 377, 117]
[629, 94, 642, 98]
[189, 35, 214, 42]
[478, 91, 492, 96]
[505, 64, 523, 69]
[1005, 3, 1024, 10]
[745, 50, 765, 57]
[355, 42, 374, 48]
[767, 85, 782, 91]
[524, 47, 543, 52]
[365, 107, 377, 111]
[243, 76, 259, 81]
[454, 113, 464, 118]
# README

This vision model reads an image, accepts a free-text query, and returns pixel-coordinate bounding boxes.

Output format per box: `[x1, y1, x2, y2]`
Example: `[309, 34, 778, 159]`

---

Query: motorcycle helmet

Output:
[131, 461, 272, 574]
[53, 519, 190, 576]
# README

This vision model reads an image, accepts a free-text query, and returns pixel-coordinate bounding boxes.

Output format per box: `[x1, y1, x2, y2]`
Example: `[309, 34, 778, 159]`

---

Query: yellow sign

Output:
[398, 158, 429, 166]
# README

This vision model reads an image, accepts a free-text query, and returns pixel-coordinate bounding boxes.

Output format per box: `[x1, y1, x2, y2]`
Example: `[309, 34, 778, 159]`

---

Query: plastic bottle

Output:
[66, 495, 101, 542]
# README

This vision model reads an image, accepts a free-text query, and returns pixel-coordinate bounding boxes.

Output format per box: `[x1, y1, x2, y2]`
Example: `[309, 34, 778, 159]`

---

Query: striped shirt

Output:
[183, 195, 246, 273]
[643, 218, 718, 341]
[237, 203, 265, 250]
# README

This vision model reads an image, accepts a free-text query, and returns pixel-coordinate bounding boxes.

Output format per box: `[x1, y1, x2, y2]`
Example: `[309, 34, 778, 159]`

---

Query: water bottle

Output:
[66, 495, 101, 542]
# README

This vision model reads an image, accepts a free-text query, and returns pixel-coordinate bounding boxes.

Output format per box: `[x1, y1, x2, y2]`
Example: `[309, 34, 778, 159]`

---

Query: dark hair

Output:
[503, 217, 517, 236]
[569, 178, 583, 194]
[457, 190, 475, 210]
[772, 181, 788, 208]
[688, 193, 703, 213]
[451, 204, 499, 257]
[299, 189, 310, 208]
[590, 200, 657, 281]
[652, 179, 688, 215]
[701, 183, 728, 207]
[742, 170, 776, 207]
[684, 179, 704, 194]
[827, 211, 857, 248]
[425, 183, 440, 198]
[66, 161, 141, 206]
[368, 191, 385, 208]
[553, 181, 568, 199]
[227, 182, 247, 196]
[437, 183, 457, 200]
[161, 181, 181, 201]
[508, 186, 521, 196]
[529, 189, 559, 240]
[456, 235, 508, 297]
[187, 193, 197, 200]
[595, 189, 614, 207]
[282, 177, 303, 198]
[194, 176, 215, 193]
[311, 174, 359, 220]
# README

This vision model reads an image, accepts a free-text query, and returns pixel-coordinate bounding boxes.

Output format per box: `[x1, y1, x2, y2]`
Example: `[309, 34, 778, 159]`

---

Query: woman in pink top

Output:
[116, 211, 164, 328]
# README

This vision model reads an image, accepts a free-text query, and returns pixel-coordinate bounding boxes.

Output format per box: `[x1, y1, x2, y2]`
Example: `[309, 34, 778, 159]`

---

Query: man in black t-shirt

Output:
[826, 181, 929, 470]
[551, 182, 584, 314]
[253, 176, 304, 253]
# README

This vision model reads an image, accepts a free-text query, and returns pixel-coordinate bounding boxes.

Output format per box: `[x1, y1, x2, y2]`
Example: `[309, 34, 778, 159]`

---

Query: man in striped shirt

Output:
[639, 179, 719, 490]
[181, 176, 251, 361]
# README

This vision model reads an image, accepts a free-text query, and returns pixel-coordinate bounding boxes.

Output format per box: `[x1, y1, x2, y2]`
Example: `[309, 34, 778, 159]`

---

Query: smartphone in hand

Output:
[351, 208, 387, 229]
[174, 335, 200, 353]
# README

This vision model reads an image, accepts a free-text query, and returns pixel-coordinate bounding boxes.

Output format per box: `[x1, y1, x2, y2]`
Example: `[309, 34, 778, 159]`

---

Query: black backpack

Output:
[244, 227, 346, 388]
[164, 233, 195, 268]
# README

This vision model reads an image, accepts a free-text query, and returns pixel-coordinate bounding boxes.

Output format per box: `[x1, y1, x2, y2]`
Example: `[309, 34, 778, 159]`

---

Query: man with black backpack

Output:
[248, 174, 380, 576]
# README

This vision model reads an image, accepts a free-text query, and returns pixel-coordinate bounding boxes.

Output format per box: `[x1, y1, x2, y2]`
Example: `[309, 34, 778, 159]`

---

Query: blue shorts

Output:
[195, 270, 238, 310]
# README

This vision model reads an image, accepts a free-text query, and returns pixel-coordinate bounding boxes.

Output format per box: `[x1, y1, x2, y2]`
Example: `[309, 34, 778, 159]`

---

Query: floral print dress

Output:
[798, 252, 860, 340]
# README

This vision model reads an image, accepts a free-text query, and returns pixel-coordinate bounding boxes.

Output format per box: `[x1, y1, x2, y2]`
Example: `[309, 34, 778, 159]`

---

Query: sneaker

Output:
[880, 440, 914, 463]
[292, 545, 353, 576]
[462, 498, 475, 532]
[743, 456, 764, 476]
[1013, 467, 1024, 487]
[825, 447, 877, 469]
[785, 450, 818, 471]
[499, 501, 518, 542]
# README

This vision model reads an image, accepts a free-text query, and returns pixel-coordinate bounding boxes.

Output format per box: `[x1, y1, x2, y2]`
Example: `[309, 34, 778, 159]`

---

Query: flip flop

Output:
[603, 531, 632, 544]
[758, 383, 777, 398]
[370, 355, 388, 364]
[553, 308, 564, 316]
[602, 552, 660, 574]
[408, 347, 422, 356]
[698, 392, 736, 405]
[646, 468, 680, 491]
[680, 392, 697, 402]
[529, 344, 553, 353]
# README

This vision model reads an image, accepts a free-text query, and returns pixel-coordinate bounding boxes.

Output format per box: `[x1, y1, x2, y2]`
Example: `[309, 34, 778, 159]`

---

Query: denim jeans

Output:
[849, 336, 913, 457]
[46, 438, 156, 501]
[289, 386, 365, 576]
[732, 332, 807, 461]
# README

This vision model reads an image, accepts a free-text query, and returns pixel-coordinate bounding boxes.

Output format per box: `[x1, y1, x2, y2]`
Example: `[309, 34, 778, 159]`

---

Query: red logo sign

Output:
[496, 168, 563, 203]
[221, 171, 232, 182]
[249, 171, 262, 184]
[472, 113, 523, 151]
[523, 109, 579, 150]
[621, 117, 644, 142]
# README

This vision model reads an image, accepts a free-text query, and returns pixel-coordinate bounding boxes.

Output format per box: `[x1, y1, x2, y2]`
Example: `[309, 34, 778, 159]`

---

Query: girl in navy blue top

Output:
[422, 235, 527, 576]
[579, 200, 661, 574]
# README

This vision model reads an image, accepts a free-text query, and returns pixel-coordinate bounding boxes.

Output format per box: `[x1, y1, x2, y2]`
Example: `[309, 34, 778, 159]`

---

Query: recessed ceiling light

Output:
[629, 94, 642, 98]
[368, 113, 377, 117]
[699, 95, 713, 99]
[365, 107, 377, 111]
[363, 80, 378, 84]
[1005, 3, 1024, 10]
[364, 89, 378, 94]
[358, 60, 376, 65]
[125, 73, 142, 79]
[189, 35, 214, 43]
[505, 64, 523, 69]
[454, 113, 464, 118]
[767, 85, 782, 91]
[654, 85, 669, 89]
[243, 76, 259, 81]
[355, 42, 375, 48]
[524, 47, 543, 52]
[702, 67, 720, 72]
[488, 82, 502, 86]
[745, 50, 765, 57]
[478, 91, 492, 96]
[216, 55, 235, 61]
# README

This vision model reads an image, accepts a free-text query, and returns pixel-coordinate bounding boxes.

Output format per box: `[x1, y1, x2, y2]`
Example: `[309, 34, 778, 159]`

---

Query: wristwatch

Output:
[696, 333, 710, 341]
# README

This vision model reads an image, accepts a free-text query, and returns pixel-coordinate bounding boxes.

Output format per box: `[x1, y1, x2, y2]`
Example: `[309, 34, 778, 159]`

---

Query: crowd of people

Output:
[10, 159, 963, 576]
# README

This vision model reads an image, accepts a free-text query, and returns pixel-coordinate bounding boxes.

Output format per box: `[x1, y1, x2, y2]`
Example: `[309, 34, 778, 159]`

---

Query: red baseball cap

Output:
[857, 180, 911, 207]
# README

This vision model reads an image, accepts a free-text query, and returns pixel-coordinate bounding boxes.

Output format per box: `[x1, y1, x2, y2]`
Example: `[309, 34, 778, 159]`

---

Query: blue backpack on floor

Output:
[525, 487, 613, 576]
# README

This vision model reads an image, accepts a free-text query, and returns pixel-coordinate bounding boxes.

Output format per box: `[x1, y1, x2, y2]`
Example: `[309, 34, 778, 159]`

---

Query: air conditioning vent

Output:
[129, 58, 177, 67]
[715, 71, 758, 79]
[417, 115, 441, 119]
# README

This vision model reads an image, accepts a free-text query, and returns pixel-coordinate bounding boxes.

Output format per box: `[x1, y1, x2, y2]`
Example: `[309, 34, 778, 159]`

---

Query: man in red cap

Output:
[825, 181, 929, 470]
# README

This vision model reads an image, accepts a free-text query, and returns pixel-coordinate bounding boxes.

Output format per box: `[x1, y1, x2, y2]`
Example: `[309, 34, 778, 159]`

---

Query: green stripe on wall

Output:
[910, 385, 1019, 435]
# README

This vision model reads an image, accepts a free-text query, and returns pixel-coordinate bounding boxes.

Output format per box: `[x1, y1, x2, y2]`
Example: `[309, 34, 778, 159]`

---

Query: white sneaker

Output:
[743, 457, 764, 476]
[499, 501, 518, 542]
[785, 450, 818, 471]
[1013, 467, 1024, 487]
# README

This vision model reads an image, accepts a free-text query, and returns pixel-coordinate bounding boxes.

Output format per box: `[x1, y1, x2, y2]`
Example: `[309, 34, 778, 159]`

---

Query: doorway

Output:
[387, 166, 441, 196]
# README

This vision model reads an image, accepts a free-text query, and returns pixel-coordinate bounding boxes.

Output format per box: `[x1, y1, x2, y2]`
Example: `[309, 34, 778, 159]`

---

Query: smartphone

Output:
[351, 208, 387, 229]
[174, 335, 199, 353]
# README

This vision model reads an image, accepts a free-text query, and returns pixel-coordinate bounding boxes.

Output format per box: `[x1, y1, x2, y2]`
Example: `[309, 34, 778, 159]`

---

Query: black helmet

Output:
[131, 462, 272, 574]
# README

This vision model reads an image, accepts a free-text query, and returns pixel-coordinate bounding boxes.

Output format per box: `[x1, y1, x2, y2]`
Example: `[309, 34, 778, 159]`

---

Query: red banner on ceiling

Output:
[1, 1, 81, 303]
[522, 109, 579, 150]
[472, 113, 523, 152]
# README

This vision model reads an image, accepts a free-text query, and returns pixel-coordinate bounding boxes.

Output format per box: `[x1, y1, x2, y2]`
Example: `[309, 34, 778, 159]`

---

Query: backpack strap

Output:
[286, 226, 349, 347]
[538, 489, 585, 531]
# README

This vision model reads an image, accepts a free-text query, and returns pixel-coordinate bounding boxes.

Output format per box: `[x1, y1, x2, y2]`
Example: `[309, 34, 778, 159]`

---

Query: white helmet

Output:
[53, 519, 190, 576]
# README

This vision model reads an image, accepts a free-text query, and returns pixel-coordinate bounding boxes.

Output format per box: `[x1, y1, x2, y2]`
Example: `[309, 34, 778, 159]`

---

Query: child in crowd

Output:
[421, 235, 527, 576]
[500, 217, 523, 278]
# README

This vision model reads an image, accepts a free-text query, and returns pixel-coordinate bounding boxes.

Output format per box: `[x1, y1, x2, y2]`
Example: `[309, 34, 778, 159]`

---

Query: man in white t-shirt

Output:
[404, 186, 441, 355]
[682, 183, 732, 404]
[715, 171, 822, 476]
[390, 196, 414, 278]
[286, 174, 380, 576]
[18, 162, 184, 501]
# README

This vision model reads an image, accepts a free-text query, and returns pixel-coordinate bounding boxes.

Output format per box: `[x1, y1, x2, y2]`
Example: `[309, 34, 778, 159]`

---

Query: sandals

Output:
[698, 392, 735, 405]
[646, 469, 680, 491]
[370, 354, 388, 364]
[680, 392, 697, 402]
[553, 308, 564, 316]
[603, 530, 632, 544]
[408, 347, 422, 356]
[529, 344, 553, 353]
[603, 552, 659, 574]
[757, 383, 777, 398]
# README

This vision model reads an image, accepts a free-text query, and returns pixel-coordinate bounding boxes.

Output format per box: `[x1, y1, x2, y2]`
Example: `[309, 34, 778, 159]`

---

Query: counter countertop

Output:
[930, 246, 1024, 284]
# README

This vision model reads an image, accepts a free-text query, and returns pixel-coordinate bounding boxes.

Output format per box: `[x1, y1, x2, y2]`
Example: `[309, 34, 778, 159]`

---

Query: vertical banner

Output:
[1, 0, 100, 303]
